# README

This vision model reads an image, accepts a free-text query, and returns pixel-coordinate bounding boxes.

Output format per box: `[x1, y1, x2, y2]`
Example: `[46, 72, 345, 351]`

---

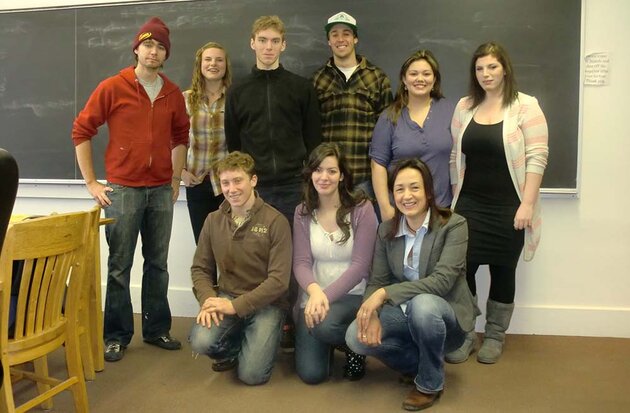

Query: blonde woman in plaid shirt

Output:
[183, 42, 232, 243]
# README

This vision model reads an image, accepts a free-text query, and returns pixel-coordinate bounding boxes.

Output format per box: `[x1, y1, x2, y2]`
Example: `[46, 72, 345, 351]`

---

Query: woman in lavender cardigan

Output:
[293, 143, 378, 384]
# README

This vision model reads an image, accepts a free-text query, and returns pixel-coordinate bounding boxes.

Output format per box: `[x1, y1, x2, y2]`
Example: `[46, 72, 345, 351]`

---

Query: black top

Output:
[460, 119, 520, 206]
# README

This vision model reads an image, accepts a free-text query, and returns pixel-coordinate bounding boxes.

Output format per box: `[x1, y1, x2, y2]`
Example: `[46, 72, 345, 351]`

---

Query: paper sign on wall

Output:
[584, 52, 610, 86]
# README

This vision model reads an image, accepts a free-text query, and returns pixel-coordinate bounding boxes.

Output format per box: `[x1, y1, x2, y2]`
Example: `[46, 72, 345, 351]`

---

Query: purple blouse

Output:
[292, 201, 378, 303]
[370, 98, 455, 207]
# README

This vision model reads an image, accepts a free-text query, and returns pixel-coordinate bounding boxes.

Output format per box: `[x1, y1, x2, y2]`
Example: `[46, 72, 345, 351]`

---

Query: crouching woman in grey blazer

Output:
[346, 158, 479, 411]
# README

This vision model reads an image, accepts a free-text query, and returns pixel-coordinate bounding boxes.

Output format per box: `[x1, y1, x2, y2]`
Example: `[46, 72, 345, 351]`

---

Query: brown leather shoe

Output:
[402, 388, 442, 411]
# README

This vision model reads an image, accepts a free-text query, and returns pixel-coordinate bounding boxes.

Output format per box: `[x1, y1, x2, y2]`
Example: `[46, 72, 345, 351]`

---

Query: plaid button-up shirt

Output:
[312, 56, 393, 184]
[183, 89, 227, 196]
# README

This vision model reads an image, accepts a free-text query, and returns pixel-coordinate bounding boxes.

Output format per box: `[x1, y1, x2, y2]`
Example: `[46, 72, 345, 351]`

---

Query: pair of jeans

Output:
[103, 183, 174, 346]
[355, 179, 382, 222]
[255, 181, 302, 226]
[346, 294, 465, 393]
[256, 181, 301, 325]
[189, 300, 286, 385]
[184, 179, 223, 244]
[295, 294, 362, 384]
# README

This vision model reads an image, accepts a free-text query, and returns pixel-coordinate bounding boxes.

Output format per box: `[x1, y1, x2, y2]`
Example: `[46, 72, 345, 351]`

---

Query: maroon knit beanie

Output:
[132, 17, 171, 59]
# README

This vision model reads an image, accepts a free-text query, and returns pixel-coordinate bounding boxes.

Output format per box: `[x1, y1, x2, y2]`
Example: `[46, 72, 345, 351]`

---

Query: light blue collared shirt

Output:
[395, 210, 431, 313]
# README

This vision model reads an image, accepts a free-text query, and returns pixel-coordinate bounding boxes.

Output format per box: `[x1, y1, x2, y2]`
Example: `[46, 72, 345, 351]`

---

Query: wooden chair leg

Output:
[66, 335, 90, 412]
[90, 227, 105, 372]
[80, 320, 96, 381]
[33, 357, 53, 410]
[1, 362, 17, 413]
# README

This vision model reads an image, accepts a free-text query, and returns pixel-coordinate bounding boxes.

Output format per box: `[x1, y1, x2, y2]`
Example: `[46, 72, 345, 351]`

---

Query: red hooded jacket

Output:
[72, 66, 189, 187]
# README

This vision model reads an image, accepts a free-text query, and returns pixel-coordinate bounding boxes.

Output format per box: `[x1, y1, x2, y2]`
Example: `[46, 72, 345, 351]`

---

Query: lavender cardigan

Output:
[292, 201, 378, 302]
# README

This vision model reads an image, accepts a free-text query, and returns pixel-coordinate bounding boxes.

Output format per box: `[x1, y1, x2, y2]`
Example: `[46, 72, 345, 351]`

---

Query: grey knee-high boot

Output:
[444, 296, 478, 364]
[477, 299, 514, 364]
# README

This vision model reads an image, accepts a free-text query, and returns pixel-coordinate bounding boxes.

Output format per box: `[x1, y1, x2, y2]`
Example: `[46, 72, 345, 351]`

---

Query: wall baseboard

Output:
[106, 287, 630, 339]
[475, 304, 630, 338]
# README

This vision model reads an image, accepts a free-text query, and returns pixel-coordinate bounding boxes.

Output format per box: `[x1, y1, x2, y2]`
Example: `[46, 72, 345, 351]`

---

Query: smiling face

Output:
[311, 155, 343, 198]
[200, 47, 227, 82]
[134, 38, 167, 70]
[327, 24, 358, 61]
[475, 54, 505, 94]
[403, 59, 435, 99]
[250, 28, 286, 70]
[220, 168, 258, 213]
[393, 167, 428, 224]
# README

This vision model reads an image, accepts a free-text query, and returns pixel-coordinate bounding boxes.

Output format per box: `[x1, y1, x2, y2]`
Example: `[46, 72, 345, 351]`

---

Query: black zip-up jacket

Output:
[225, 65, 322, 186]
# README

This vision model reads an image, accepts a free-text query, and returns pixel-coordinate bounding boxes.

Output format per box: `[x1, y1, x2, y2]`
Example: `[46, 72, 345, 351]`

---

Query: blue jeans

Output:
[345, 294, 465, 393]
[355, 179, 381, 222]
[295, 294, 362, 384]
[256, 181, 301, 321]
[189, 302, 286, 385]
[256, 181, 301, 227]
[103, 183, 174, 346]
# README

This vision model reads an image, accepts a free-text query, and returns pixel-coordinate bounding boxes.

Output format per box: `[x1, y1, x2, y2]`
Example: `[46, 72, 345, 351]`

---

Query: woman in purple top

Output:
[293, 143, 378, 384]
[370, 50, 455, 221]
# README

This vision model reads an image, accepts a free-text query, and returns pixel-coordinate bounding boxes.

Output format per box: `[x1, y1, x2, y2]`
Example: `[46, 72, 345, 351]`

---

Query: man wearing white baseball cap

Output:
[313, 11, 393, 202]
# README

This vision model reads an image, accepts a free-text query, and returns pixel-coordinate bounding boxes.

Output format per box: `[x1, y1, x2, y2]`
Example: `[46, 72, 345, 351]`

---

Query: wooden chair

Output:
[0, 211, 91, 412]
[78, 205, 104, 380]
[0, 149, 19, 401]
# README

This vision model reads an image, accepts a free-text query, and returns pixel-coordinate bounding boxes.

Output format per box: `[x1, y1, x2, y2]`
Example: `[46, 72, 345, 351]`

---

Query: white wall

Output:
[4, 0, 630, 337]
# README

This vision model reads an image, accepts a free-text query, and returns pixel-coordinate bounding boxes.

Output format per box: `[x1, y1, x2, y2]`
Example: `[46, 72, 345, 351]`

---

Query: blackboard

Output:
[0, 0, 581, 191]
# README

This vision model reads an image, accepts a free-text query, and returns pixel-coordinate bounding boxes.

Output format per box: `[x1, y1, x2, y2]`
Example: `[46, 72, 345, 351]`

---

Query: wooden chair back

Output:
[0, 211, 91, 412]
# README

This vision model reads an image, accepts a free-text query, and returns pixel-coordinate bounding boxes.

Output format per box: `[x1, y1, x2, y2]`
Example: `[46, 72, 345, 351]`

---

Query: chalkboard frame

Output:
[0, 0, 583, 194]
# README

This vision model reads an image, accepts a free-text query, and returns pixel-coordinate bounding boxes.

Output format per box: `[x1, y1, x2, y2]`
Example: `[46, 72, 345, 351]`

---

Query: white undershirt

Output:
[338, 65, 358, 81]
[139, 76, 164, 103]
[299, 213, 366, 307]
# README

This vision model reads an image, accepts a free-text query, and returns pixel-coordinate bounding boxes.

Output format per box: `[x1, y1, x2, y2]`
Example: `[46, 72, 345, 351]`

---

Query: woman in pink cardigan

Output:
[292, 143, 378, 383]
[448, 42, 548, 364]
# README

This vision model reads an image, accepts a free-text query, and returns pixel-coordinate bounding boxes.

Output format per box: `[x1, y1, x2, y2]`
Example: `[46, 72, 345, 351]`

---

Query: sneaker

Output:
[104, 341, 125, 362]
[280, 324, 295, 353]
[144, 334, 182, 350]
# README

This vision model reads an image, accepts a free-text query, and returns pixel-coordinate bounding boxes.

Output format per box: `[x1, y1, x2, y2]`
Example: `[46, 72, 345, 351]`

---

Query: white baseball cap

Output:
[325, 11, 358, 36]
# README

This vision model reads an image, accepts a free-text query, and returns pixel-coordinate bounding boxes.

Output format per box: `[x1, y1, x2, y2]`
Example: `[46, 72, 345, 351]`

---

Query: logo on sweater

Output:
[138, 32, 152, 42]
[250, 224, 268, 236]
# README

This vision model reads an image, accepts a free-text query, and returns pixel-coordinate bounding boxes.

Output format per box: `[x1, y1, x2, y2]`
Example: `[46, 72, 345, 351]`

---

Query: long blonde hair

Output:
[187, 42, 232, 115]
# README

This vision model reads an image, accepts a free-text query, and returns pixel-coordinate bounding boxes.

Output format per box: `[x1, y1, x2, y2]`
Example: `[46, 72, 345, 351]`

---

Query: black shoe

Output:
[144, 335, 182, 350]
[280, 324, 295, 353]
[212, 357, 238, 372]
[342, 347, 366, 381]
[104, 341, 126, 362]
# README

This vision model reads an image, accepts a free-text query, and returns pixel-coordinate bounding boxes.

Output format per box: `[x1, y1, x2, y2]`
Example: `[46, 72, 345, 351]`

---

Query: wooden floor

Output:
[9, 316, 630, 412]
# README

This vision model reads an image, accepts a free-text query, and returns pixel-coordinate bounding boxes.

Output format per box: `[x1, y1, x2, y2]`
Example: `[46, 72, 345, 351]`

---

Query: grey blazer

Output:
[365, 213, 479, 332]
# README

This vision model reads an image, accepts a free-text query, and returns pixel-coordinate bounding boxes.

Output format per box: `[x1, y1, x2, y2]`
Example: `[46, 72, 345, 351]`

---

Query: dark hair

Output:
[385, 158, 452, 240]
[387, 49, 444, 124]
[299, 143, 369, 244]
[468, 41, 518, 109]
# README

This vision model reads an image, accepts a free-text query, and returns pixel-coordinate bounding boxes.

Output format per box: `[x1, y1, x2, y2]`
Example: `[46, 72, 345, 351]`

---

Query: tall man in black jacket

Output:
[225, 15, 321, 225]
[225, 15, 322, 350]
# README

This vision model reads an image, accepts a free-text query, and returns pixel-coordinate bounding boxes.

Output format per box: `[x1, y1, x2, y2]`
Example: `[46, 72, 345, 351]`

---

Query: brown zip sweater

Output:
[191, 196, 292, 317]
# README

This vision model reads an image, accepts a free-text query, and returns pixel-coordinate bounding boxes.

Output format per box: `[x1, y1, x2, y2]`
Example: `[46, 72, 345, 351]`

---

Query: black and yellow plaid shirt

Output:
[312, 56, 393, 184]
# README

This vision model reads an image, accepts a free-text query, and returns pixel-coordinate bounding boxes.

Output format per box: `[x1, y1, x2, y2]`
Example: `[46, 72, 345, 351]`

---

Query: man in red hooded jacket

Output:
[72, 17, 189, 363]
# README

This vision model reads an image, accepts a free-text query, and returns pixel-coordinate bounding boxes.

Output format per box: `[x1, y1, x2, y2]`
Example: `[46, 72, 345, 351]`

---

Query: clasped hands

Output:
[304, 284, 330, 329]
[356, 288, 387, 347]
[196, 296, 236, 329]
